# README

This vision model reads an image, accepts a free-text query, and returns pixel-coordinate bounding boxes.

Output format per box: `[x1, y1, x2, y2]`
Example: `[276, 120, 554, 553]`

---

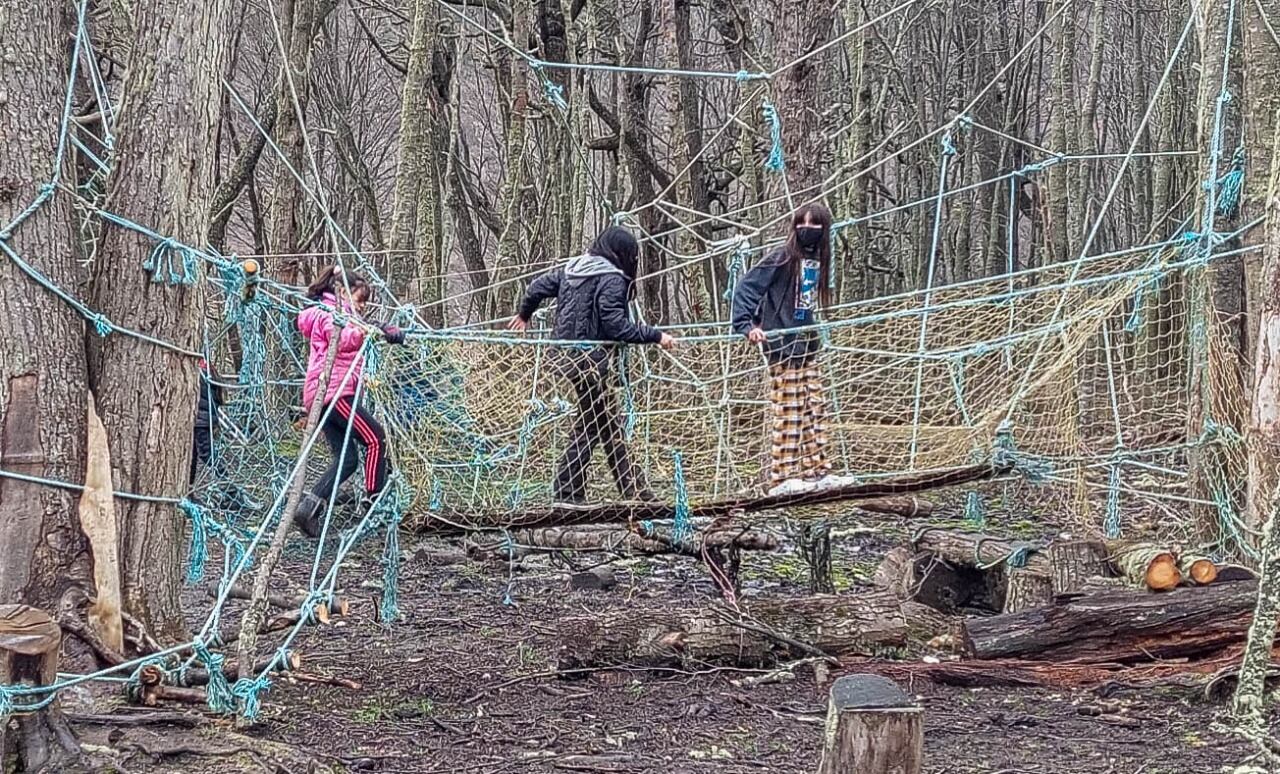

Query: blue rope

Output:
[723, 241, 747, 302]
[231, 675, 271, 720]
[192, 641, 234, 713]
[1215, 146, 1245, 219]
[991, 420, 1053, 483]
[671, 450, 691, 542]
[0, 683, 11, 721]
[963, 491, 985, 527]
[142, 237, 201, 285]
[762, 101, 785, 173]
[380, 491, 404, 623]
[178, 498, 210, 583]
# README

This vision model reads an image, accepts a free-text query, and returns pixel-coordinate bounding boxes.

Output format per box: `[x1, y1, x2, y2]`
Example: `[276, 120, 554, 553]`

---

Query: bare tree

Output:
[88, 0, 234, 641]
[0, 0, 91, 618]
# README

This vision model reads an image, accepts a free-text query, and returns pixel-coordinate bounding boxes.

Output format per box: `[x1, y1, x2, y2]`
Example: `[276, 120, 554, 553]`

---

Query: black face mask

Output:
[795, 226, 824, 252]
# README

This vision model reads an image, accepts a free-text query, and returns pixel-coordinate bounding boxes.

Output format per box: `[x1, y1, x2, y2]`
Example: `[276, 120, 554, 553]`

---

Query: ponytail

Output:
[306, 264, 373, 303]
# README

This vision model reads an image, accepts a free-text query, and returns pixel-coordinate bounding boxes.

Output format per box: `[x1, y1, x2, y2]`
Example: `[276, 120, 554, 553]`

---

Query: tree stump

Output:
[818, 674, 923, 774]
[1048, 540, 1108, 596]
[0, 605, 80, 771]
[800, 520, 835, 594]
[1002, 568, 1053, 613]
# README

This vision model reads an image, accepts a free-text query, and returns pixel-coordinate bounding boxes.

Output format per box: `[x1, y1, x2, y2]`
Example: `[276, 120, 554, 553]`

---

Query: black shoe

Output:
[552, 492, 589, 508]
[620, 488, 659, 503]
[292, 493, 322, 538]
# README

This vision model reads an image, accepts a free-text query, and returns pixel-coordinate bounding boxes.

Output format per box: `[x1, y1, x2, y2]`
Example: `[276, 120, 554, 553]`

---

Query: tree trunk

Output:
[0, 0, 91, 614]
[1046, 0, 1076, 263]
[818, 675, 923, 774]
[419, 462, 1004, 532]
[387, 0, 441, 305]
[770, 0, 836, 195]
[1244, 0, 1280, 529]
[963, 582, 1259, 662]
[493, 0, 534, 319]
[558, 593, 906, 669]
[88, 0, 233, 642]
[267, 0, 333, 283]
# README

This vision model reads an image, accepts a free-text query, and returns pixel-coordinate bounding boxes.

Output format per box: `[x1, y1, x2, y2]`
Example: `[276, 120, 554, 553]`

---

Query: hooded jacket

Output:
[298, 292, 367, 410]
[730, 249, 821, 365]
[518, 255, 662, 348]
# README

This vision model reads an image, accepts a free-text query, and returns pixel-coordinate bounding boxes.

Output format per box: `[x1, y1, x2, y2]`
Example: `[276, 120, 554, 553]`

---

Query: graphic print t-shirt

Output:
[794, 258, 820, 322]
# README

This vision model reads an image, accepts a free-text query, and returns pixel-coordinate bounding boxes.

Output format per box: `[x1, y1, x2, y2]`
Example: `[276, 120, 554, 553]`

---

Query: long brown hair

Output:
[781, 202, 833, 308]
[306, 264, 373, 303]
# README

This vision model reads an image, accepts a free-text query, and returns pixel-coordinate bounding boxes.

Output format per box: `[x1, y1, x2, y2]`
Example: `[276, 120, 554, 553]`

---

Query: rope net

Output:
[0, 0, 1254, 723]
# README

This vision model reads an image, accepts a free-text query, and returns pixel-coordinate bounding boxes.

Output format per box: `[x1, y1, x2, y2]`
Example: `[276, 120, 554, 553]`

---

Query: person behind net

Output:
[190, 358, 223, 487]
[292, 265, 407, 537]
[731, 202, 851, 497]
[509, 227, 677, 506]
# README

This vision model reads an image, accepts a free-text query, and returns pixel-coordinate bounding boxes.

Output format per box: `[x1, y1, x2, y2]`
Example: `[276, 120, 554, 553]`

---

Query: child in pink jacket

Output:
[293, 265, 406, 537]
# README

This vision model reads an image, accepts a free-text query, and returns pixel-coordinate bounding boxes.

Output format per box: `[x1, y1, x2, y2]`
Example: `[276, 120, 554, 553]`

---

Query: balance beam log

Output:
[420, 462, 1008, 534]
[557, 593, 906, 670]
[817, 674, 923, 774]
[962, 581, 1260, 662]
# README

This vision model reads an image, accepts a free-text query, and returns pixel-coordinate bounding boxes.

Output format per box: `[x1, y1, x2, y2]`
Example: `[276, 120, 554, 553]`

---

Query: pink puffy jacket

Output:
[298, 293, 366, 410]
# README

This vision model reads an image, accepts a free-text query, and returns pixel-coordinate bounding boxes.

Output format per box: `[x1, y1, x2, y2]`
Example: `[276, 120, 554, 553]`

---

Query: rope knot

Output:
[178, 497, 209, 583]
[90, 313, 113, 336]
[231, 676, 271, 721]
[192, 641, 235, 713]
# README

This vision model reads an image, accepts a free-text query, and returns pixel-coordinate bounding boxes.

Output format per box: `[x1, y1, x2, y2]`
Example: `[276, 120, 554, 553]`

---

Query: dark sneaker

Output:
[292, 493, 323, 538]
[552, 492, 589, 508]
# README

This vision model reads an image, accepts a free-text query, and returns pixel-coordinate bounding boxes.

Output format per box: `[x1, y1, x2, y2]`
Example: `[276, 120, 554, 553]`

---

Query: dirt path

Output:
[95, 523, 1263, 774]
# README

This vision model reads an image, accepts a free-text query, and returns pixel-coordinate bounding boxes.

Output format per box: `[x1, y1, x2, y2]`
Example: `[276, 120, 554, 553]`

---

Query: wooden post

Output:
[1047, 540, 1107, 596]
[818, 674, 923, 774]
[0, 605, 80, 771]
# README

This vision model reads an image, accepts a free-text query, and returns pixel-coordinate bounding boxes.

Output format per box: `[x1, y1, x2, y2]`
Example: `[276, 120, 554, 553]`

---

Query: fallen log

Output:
[1107, 542, 1180, 591]
[558, 593, 907, 670]
[912, 529, 1049, 574]
[962, 581, 1260, 662]
[419, 461, 1009, 533]
[856, 496, 934, 518]
[208, 586, 349, 623]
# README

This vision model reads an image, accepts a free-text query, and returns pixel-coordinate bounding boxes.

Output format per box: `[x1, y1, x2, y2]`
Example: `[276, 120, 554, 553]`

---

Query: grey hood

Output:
[564, 253, 624, 284]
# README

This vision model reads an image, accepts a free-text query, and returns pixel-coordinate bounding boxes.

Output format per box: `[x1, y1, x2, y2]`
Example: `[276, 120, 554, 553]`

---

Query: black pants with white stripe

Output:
[312, 395, 390, 500]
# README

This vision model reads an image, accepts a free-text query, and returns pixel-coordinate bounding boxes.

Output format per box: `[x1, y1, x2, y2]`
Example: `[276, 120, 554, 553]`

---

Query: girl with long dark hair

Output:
[510, 227, 676, 505]
[731, 203, 839, 496]
[293, 265, 406, 536]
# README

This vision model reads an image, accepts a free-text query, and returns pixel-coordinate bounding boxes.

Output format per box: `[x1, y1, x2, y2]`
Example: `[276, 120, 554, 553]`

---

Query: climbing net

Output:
[0, 0, 1254, 723]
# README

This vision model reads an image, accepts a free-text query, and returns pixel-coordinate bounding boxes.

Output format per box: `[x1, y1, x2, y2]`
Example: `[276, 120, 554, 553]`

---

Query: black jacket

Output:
[730, 249, 820, 365]
[195, 373, 222, 430]
[518, 255, 662, 349]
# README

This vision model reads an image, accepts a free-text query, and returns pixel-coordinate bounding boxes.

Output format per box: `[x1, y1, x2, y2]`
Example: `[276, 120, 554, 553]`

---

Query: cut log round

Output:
[1107, 543, 1180, 591]
[817, 674, 923, 774]
[1178, 554, 1218, 585]
[557, 593, 906, 670]
[872, 547, 916, 601]
[962, 581, 1261, 662]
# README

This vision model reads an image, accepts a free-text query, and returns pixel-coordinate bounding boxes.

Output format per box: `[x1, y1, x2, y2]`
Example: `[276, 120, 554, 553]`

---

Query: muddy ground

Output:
[62, 508, 1272, 774]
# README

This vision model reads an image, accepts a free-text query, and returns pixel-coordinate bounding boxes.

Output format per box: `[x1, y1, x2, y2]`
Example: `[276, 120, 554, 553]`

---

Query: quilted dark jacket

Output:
[518, 255, 662, 347]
